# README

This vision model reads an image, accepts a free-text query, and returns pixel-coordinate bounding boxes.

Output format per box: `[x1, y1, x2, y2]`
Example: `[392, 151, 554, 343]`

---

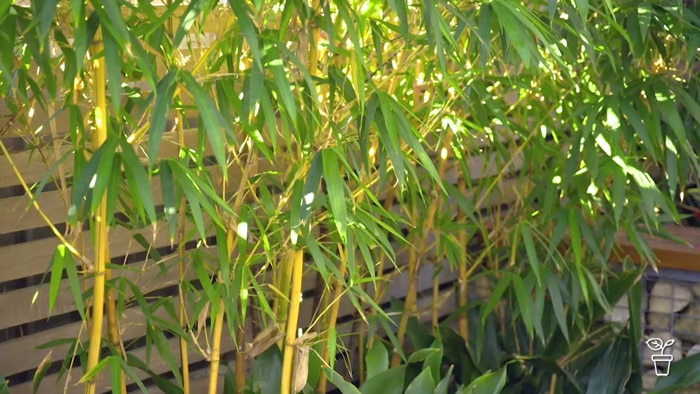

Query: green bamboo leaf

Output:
[148, 70, 178, 169]
[569, 209, 582, 266]
[159, 161, 178, 242]
[102, 29, 122, 114]
[322, 148, 347, 242]
[28, 148, 75, 208]
[228, 1, 263, 69]
[612, 169, 626, 224]
[520, 222, 542, 287]
[545, 268, 570, 343]
[105, 155, 122, 225]
[511, 274, 534, 337]
[96, 0, 129, 46]
[34, 0, 59, 47]
[32, 350, 53, 394]
[48, 244, 67, 313]
[69, 136, 118, 223]
[168, 161, 207, 241]
[172, 0, 205, 49]
[491, 2, 534, 67]
[120, 139, 157, 225]
[64, 247, 86, 321]
[150, 328, 183, 386]
[301, 152, 323, 228]
[89, 144, 120, 217]
[193, 252, 218, 314]
[180, 71, 229, 171]
[386, 0, 409, 39]
[118, 357, 150, 393]
[481, 275, 511, 327]
[478, 4, 493, 67]
[79, 356, 113, 383]
[110, 356, 122, 394]
[575, 0, 589, 20]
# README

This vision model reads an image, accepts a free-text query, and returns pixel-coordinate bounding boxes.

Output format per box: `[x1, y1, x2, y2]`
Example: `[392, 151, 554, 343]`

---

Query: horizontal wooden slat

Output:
[615, 225, 700, 271]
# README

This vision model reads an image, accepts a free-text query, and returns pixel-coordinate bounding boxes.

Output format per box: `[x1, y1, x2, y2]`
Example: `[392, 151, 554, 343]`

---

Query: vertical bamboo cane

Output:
[281, 249, 304, 394]
[458, 179, 469, 342]
[391, 132, 451, 367]
[84, 26, 110, 394]
[316, 244, 348, 393]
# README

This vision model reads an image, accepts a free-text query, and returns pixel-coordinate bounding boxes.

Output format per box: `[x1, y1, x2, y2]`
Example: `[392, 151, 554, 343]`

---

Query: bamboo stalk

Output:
[458, 179, 469, 342]
[208, 293, 226, 394]
[391, 130, 451, 367]
[177, 116, 191, 394]
[316, 243, 349, 393]
[281, 249, 304, 394]
[84, 26, 110, 394]
[236, 326, 246, 393]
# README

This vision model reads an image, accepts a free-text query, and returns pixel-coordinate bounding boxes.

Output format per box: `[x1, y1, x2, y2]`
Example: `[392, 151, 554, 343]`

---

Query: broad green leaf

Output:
[461, 366, 507, 394]
[405, 368, 435, 394]
[652, 353, 700, 393]
[360, 365, 406, 394]
[408, 348, 440, 364]
[435, 365, 455, 394]
[365, 342, 389, 380]
[324, 367, 362, 394]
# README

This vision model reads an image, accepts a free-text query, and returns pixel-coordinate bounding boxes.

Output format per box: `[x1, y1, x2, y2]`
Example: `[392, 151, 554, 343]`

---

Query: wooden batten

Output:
[615, 225, 700, 271]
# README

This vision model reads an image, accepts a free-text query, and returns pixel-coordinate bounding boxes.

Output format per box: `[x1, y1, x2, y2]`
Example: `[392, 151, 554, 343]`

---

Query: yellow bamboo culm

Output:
[84, 26, 110, 394]
[281, 249, 304, 394]
[316, 244, 349, 393]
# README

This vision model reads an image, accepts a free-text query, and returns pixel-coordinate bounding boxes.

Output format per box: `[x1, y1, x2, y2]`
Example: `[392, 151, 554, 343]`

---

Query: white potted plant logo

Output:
[646, 337, 675, 376]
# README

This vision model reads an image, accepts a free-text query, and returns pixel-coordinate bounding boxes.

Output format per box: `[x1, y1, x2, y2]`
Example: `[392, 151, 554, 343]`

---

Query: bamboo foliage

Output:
[2, 0, 700, 393]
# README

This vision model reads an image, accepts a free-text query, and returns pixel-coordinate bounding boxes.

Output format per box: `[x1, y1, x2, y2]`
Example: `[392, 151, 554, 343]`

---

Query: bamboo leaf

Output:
[159, 161, 178, 242]
[69, 136, 118, 223]
[120, 138, 157, 225]
[322, 148, 348, 242]
[148, 70, 178, 169]
[520, 222, 542, 287]
[32, 350, 53, 394]
[48, 244, 67, 313]
[181, 71, 229, 172]
[102, 28, 122, 114]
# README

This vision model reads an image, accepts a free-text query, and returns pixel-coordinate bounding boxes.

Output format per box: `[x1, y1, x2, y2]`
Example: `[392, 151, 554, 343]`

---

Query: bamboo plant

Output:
[3, 0, 700, 393]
